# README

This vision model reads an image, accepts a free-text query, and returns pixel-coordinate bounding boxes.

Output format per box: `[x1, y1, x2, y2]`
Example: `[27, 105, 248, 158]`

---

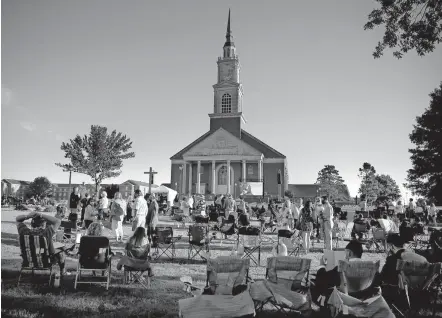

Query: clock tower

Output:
[209, 9, 245, 139]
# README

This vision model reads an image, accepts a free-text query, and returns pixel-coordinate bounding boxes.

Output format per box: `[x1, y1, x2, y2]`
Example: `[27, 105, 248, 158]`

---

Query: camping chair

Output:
[188, 224, 210, 261]
[18, 235, 61, 286]
[389, 260, 442, 317]
[410, 228, 430, 252]
[74, 236, 112, 290]
[365, 228, 387, 253]
[326, 260, 396, 318]
[152, 227, 179, 261]
[237, 226, 261, 266]
[260, 215, 276, 234]
[277, 229, 301, 256]
[122, 244, 152, 289]
[352, 222, 370, 240]
[178, 256, 255, 318]
[250, 256, 312, 317]
[219, 215, 237, 239]
[55, 220, 78, 244]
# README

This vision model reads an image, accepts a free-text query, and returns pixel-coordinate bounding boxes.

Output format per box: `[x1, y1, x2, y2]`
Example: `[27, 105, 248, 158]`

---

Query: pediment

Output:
[183, 128, 262, 157]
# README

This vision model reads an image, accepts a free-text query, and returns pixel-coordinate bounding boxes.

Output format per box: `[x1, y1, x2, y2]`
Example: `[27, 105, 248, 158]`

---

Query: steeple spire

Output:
[223, 9, 235, 57]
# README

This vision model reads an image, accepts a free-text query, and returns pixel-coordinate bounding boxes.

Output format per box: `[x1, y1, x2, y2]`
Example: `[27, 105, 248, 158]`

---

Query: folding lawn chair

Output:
[152, 227, 180, 261]
[178, 256, 255, 318]
[365, 228, 387, 253]
[325, 260, 396, 318]
[122, 244, 152, 289]
[237, 226, 261, 266]
[74, 236, 112, 290]
[188, 224, 210, 261]
[55, 220, 78, 244]
[277, 229, 301, 256]
[17, 234, 61, 287]
[250, 256, 312, 317]
[390, 260, 442, 318]
[261, 216, 276, 234]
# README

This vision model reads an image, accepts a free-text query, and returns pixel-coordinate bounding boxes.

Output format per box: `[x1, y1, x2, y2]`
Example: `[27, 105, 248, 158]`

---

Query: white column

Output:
[227, 160, 231, 194]
[197, 161, 201, 194]
[242, 160, 246, 183]
[182, 162, 187, 195]
[212, 160, 216, 194]
[188, 162, 192, 196]
[258, 159, 263, 181]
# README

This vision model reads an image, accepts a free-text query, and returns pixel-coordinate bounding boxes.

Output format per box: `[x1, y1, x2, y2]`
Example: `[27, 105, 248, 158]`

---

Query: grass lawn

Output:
[2, 208, 441, 317]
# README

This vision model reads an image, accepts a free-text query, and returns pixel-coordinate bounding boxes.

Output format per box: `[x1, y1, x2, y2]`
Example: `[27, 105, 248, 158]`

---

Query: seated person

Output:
[311, 241, 380, 303]
[411, 216, 425, 234]
[351, 214, 371, 239]
[82, 222, 113, 273]
[16, 211, 70, 276]
[377, 215, 395, 233]
[381, 234, 428, 304]
[117, 227, 153, 277]
[238, 213, 250, 228]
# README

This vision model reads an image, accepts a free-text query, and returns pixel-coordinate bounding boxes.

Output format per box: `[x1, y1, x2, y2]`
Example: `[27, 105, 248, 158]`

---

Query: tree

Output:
[315, 165, 350, 201]
[406, 82, 442, 204]
[358, 162, 380, 203]
[28, 177, 53, 198]
[56, 125, 135, 192]
[375, 174, 401, 200]
[364, 0, 442, 59]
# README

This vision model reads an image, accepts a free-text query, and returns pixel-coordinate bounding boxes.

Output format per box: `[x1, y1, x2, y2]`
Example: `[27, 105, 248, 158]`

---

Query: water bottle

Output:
[54, 273, 60, 288]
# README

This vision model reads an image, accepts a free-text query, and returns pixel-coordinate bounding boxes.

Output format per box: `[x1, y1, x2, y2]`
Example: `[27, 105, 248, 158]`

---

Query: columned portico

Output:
[226, 160, 231, 194]
[197, 161, 201, 194]
[182, 162, 187, 194]
[212, 160, 216, 193]
[188, 163, 192, 196]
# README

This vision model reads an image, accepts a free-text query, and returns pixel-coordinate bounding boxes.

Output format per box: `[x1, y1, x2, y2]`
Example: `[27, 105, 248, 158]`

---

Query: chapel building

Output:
[170, 10, 288, 197]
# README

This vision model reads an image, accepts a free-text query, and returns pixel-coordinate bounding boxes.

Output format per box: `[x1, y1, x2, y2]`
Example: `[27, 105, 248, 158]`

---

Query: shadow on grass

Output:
[1, 232, 20, 248]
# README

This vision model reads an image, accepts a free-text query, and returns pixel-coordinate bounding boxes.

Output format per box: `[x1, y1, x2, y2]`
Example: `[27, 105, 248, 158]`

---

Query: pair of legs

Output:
[53, 250, 67, 275]
[323, 221, 333, 250]
[301, 231, 311, 253]
[112, 219, 124, 241]
[146, 225, 155, 243]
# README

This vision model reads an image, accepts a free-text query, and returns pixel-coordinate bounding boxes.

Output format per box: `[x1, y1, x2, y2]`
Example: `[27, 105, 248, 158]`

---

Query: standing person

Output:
[83, 198, 98, 229]
[429, 203, 438, 225]
[280, 192, 294, 229]
[313, 197, 324, 242]
[299, 200, 314, 253]
[188, 195, 194, 215]
[145, 194, 159, 243]
[225, 194, 237, 220]
[322, 196, 334, 251]
[181, 196, 191, 217]
[98, 191, 109, 220]
[126, 194, 134, 223]
[110, 192, 126, 242]
[132, 189, 148, 230]
[69, 186, 81, 216]
[237, 195, 247, 214]
[408, 198, 416, 218]
[292, 198, 303, 229]
[80, 193, 90, 224]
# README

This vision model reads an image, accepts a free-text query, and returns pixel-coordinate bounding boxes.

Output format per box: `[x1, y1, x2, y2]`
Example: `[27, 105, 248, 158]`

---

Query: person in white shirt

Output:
[292, 198, 303, 228]
[181, 196, 190, 216]
[225, 194, 237, 220]
[132, 189, 148, 230]
[188, 195, 194, 213]
[98, 191, 109, 220]
[408, 198, 416, 218]
[321, 196, 334, 251]
[377, 215, 394, 233]
[429, 203, 438, 225]
[110, 192, 126, 242]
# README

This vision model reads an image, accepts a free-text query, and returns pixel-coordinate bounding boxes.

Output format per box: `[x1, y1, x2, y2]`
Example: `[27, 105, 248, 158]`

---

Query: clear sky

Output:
[2, 0, 441, 198]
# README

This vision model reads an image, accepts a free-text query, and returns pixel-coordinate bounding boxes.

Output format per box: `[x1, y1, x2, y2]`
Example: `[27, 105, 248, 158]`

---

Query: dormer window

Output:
[221, 93, 232, 113]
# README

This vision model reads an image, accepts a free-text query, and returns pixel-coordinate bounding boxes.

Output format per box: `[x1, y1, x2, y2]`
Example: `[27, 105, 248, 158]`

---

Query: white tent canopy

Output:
[150, 185, 178, 203]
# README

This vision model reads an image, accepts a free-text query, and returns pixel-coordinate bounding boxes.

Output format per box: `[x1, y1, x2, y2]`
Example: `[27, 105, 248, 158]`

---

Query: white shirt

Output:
[188, 197, 194, 209]
[378, 218, 393, 232]
[322, 203, 333, 221]
[394, 205, 404, 214]
[416, 206, 424, 213]
[429, 206, 438, 216]
[99, 197, 109, 209]
[292, 205, 301, 219]
[134, 196, 148, 218]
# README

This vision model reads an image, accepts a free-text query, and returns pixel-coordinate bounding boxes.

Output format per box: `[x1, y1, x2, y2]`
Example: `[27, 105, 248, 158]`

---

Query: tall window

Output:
[218, 166, 227, 185]
[221, 93, 232, 113]
[248, 165, 254, 175]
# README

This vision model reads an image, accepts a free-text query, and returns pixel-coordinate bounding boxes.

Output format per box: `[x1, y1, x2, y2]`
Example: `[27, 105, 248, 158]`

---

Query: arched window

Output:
[221, 93, 232, 113]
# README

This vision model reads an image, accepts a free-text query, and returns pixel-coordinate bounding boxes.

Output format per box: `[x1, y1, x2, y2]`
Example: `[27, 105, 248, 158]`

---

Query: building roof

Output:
[287, 184, 320, 198]
[169, 129, 285, 160]
[122, 180, 159, 188]
[2, 179, 30, 185]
